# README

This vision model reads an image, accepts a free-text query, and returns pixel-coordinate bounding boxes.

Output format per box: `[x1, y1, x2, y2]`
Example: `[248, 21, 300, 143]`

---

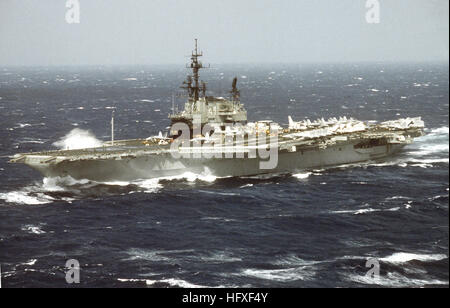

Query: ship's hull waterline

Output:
[24, 142, 406, 182]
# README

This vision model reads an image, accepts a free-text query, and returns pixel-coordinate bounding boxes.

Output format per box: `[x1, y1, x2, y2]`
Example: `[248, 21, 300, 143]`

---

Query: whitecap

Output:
[44, 176, 91, 189]
[409, 143, 449, 156]
[239, 184, 254, 188]
[0, 176, 89, 205]
[124, 248, 171, 262]
[124, 248, 195, 263]
[239, 267, 314, 282]
[385, 196, 410, 200]
[273, 255, 321, 267]
[201, 216, 237, 222]
[19, 139, 45, 144]
[380, 252, 448, 264]
[292, 172, 311, 179]
[145, 278, 208, 288]
[347, 271, 448, 287]
[131, 178, 163, 193]
[199, 190, 239, 196]
[159, 170, 218, 183]
[119, 277, 205, 287]
[409, 158, 448, 164]
[332, 207, 400, 215]
[0, 191, 54, 205]
[21, 224, 46, 235]
[430, 126, 449, 135]
[197, 251, 242, 263]
[16, 123, 31, 128]
[22, 259, 37, 266]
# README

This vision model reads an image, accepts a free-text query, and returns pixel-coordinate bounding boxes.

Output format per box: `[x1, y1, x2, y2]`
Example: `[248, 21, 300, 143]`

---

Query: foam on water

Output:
[239, 266, 315, 282]
[146, 278, 209, 288]
[0, 168, 222, 205]
[22, 259, 37, 266]
[292, 172, 312, 179]
[124, 248, 172, 262]
[331, 206, 401, 215]
[196, 251, 242, 263]
[273, 255, 322, 267]
[21, 224, 46, 235]
[117, 277, 210, 288]
[342, 252, 449, 287]
[0, 190, 55, 205]
[380, 252, 448, 264]
[347, 271, 449, 287]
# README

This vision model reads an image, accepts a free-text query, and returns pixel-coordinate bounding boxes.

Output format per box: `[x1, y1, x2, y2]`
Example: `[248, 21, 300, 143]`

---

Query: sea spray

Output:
[53, 128, 103, 150]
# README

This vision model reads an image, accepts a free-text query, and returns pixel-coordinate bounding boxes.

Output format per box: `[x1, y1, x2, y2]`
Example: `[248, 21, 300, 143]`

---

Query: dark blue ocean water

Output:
[0, 63, 448, 287]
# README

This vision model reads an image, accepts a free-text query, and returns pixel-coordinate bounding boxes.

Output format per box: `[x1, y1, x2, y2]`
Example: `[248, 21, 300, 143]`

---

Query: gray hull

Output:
[27, 142, 406, 182]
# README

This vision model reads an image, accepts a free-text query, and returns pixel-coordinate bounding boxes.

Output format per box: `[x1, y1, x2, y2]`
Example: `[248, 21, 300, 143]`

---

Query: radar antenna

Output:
[230, 77, 240, 102]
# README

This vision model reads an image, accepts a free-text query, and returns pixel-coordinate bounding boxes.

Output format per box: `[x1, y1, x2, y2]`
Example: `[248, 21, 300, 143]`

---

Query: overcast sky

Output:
[0, 0, 448, 66]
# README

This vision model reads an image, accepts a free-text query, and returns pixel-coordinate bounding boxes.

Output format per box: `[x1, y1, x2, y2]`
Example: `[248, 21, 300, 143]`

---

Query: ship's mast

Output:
[191, 39, 202, 101]
[182, 39, 207, 102]
[111, 110, 115, 146]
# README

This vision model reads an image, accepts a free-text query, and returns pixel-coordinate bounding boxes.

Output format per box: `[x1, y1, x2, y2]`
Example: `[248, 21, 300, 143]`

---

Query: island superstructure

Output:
[10, 40, 425, 181]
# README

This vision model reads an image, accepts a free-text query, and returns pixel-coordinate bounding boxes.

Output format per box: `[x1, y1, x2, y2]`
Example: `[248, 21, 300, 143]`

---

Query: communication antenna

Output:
[111, 109, 115, 146]
[171, 93, 175, 115]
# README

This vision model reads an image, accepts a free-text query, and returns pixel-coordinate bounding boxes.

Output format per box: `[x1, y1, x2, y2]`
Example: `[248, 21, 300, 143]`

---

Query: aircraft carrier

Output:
[10, 40, 425, 182]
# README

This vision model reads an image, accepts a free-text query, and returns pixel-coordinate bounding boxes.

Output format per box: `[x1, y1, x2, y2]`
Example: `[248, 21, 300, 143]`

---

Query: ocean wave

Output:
[236, 255, 320, 282]
[196, 251, 242, 263]
[0, 190, 55, 205]
[201, 216, 237, 222]
[124, 248, 172, 262]
[273, 255, 321, 267]
[21, 259, 37, 266]
[341, 252, 448, 287]
[124, 248, 195, 262]
[428, 126, 449, 135]
[239, 266, 315, 282]
[406, 127, 449, 159]
[0, 176, 89, 205]
[331, 206, 401, 215]
[21, 224, 46, 235]
[107, 170, 220, 192]
[385, 196, 410, 200]
[379, 252, 448, 264]
[292, 172, 312, 179]
[118, 277, 209, 288]
[0, 169, 221, 205]
[346, 271, 449, 287]
[198, 190, 239, 197]
[239, 184, 254, 188]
